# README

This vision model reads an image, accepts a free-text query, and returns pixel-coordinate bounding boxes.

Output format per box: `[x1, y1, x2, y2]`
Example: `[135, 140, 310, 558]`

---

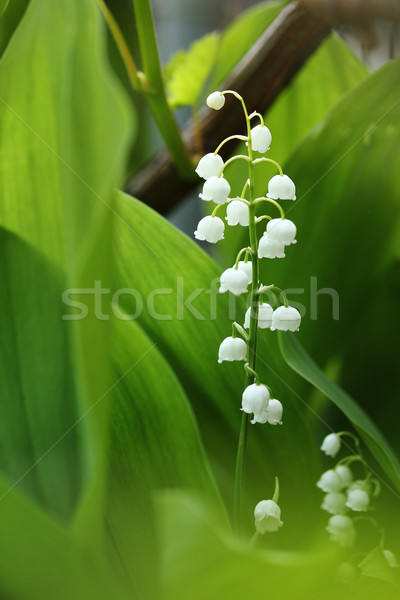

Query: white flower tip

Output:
[206, 91, 225, 110]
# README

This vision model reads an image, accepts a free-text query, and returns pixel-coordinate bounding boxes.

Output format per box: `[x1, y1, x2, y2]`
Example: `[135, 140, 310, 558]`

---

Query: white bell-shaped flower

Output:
[321, 492, 347, 515]
[326, 515, 356, 548]
[320, 433, 341, 458]
[317, 469, 343, 493]
[263, 398, 283, 425]
[219, 267, 249, 296]
[250, 124, 272, 153]
[206, 91, 225, 110]
[199, 176, 230, 204]
[194, 216, 224, 243]
[236, 260, 252, 285]
[258, 233, 285, 259]
[218, 336, 247, 364]
[383, 550, 399, 569]
[337, 562, 358, 584]
[266, 218, 297, 246]
[244, 303, 273, 329]
[226, 199, 249, 226]
[345, 488, 369, 512]
[254, 500, 283, 534]
[195, 153, 224, 179]
[270, 306, 301, 332]
[335, 465, 353, 488]
[242, 383, 270, 424]
[267, 174, 296, 200]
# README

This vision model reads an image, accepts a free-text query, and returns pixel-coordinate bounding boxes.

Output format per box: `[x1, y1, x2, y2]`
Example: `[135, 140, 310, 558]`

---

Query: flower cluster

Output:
[195, 90, 301, 537]
[317, 432, 382, 548]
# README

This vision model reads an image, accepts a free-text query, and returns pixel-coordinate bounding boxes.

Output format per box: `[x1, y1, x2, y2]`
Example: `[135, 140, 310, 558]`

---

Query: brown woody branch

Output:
[125, 2, 331, 214]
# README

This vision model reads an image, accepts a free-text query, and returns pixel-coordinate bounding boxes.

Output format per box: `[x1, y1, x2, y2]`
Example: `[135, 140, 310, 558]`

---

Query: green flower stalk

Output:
[194, 90, 301, 536]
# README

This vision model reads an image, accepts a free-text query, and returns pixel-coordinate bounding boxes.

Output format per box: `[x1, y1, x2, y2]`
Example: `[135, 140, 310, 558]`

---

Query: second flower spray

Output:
[194, 90, 301, 538]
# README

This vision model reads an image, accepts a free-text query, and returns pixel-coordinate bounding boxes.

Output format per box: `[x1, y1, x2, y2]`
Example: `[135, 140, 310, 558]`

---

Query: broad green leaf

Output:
[104, 318, 226, 599]
[0, 0, 9, 17]
[209, 1, 285, 91]
[114, 191, 322, 541]
[0, 474, 128, 600]
[165, 32, 219, 108]
[279, 333, 400, 494]
[0, 0, 133, 521]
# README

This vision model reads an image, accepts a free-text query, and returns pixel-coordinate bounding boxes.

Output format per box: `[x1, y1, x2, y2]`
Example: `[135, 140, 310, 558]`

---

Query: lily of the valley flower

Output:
[321, 492, 347, 515]
[206, 91, 225, 110]
[236, 260, 252, 285]
[266, 218, 297, 246]
[345, 488, 370, 512]
[226, 199, 249, 226]
[267, 174, 296, 200]
[317, 469, 343, 493]
[320, 433, 341, 457]
[258, 233, 285, 259]
[262, 398, 283, 425]
[250, 124, 272, 153]
[254, 499, 283, 533]
[335, 465, 353, 487]
[326, 515, 356, 548]
[270, 306, 301, 332]
[219, 267, 249, 296]
[244, 303, 273, 329]
[242, 383, 270, 424]
[218, 336, 247, 364]
[384, 550, 399, 569]
[199, 176, 230, 203]
[195, 153, 224, 179]
[194, 215, 224, 243]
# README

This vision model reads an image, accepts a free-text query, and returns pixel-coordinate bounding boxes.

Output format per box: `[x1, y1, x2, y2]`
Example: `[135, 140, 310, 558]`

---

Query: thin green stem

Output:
[252, 157, 283, 176]
[254, 197, 285, 219]
[96, 0, 142, 91]
[233, 322, 249, 342]
[219, 155, 252, 176]
[259, 285, 288, 307]
[240, 178, 250, 198]
[249, 111, 265, 127]
[211, 204, 224, 218]
[234, 102, 258, 536]
[255, 215, 272, 223]
[214, 134, 248, 155]
[234, 246, 253, 267]
[131, 0, 193, 177]
[244, 363, 260, 384]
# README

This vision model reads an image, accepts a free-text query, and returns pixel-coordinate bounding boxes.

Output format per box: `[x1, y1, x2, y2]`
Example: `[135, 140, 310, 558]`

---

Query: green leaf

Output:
[0, 474, 128, 600]
[279, 333, 400, 493]
[359, 547, 400, 588]
[0, 0, 9, 17]
[165, 32, 219, 108]
[209, 1, 286, 90]
[113, 191, 322, 540]
[0, 0, 133, 521]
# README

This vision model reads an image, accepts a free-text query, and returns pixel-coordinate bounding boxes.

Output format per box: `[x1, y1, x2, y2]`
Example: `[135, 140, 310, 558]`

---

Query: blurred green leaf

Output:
[113, 191, 322, 541]
[165, 32, 219, 108]
[0, 0, 133, 521]
[0, 0, 9, 17]
[209, 1, 285, 91]
[279, 333, 400, 493]
[0, 474, 128, 600]
[359, 547, 400, 588]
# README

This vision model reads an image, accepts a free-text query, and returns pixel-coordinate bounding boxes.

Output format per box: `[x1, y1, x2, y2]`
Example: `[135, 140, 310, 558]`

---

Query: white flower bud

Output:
[244, 303, 273, 329]
[218, 336, 247, 364]
[320, 433, 341, 458]
[335, 465, 353, 487]
[383, 550, 399, 569]
[317, 469, 343, 493]
[250, 124, 271, 153]
[236, 260, 252, 285]
[194, 215, 224, 243]
[195, 153, 224, 179]
[326, 515, 356, 548]
[242, 383, 270, 424]
[337, 562, 358, 584]
[266, 218, 297, 246]
[219, 267, 249, 296]
[254, 499, 283, 533]
[267, 174, 296, 200]
[270, 306, 301, 332]
[226, 199, 249, 226]
[199, 176, 230, 204]
[321, 492, 347, 514]
[258, 233, 285, 259]
[345, 488, 369, 512]
[206, 91, 225, 110]
[263, 398, 283, 425]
